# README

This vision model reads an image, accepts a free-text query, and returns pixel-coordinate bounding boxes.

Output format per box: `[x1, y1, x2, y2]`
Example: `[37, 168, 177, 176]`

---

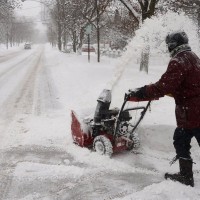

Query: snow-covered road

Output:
[0, 44, 200, 200]
[0, 45, 63, 199]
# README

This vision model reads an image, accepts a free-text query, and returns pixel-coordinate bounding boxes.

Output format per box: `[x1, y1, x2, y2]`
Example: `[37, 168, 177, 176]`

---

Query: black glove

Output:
[125, 86, 146, 100]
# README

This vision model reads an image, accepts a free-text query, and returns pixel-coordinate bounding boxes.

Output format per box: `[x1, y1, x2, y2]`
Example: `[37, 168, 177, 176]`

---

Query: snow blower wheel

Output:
[93, 135, 113, 157]
[132, 133, 140, 149]
[126, 133, 140, 150]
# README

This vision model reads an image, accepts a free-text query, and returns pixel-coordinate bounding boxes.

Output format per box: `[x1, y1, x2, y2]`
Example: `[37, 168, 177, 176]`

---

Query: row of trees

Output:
[45, 0, 140, 52]
[46, 0, 199, 52]
[0, 0, 37, 48]
[45, 0, 158, 53]
[43, 0, 199, 71]
[45, 0, 112, 52]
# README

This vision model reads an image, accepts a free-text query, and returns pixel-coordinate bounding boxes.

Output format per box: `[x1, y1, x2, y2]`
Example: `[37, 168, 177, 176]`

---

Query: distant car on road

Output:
[24, 43, 31, 49]
[81, 44, 95, 53]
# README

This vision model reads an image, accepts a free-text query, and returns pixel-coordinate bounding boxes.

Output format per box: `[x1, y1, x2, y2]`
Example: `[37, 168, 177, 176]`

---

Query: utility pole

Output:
[56, 0, 62, 51]
[6, 10, 10, 49]
[88, 34, 90, 63]
[6, 24, 9, 49]
[85, 24, 92, 63]
[95, 0, 100, 62]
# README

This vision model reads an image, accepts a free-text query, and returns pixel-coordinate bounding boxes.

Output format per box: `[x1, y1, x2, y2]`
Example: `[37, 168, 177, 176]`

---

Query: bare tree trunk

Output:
[57, 21, 62, 51]
[77, 28, 85, 54]
[56, 0, 62, 51]
[139, 0, 158, 73]
[62, 0, 67, 51]
[72, 31, 77, 53]
[140, 45, 150, 73]
[63, 28, 67, 50]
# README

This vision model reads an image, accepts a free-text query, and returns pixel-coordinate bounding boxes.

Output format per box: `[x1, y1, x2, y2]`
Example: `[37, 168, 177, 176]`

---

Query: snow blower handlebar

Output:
[125, 101, 151, 135]
[113, 92, 156, 141]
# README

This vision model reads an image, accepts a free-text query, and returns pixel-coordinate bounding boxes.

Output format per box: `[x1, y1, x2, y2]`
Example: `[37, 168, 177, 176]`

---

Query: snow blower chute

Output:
[71, 89, 156, 157]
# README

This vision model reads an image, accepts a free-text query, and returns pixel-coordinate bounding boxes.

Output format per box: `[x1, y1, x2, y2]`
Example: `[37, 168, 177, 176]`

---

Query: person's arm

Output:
[145, 60, 186, 99]
[127, 59, 186, 100]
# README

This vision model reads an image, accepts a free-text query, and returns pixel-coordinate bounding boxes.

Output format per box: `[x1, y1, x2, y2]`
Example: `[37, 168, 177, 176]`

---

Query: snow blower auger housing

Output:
[71, 89, 155, 157]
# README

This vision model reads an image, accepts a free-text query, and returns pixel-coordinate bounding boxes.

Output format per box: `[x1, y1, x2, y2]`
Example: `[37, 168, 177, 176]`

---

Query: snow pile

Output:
[116, 181, 200, 200]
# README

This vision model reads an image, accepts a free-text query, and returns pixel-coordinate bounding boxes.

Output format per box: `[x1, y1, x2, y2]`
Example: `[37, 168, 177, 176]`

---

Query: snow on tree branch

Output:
[118, 0, 140, 23]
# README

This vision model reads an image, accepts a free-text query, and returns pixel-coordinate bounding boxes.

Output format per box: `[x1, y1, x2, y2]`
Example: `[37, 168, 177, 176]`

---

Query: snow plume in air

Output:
[106, 11, 200, 91]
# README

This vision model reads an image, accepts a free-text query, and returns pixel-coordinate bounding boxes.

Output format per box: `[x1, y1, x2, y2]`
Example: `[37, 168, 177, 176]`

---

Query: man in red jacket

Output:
[128, 31, 200, 187]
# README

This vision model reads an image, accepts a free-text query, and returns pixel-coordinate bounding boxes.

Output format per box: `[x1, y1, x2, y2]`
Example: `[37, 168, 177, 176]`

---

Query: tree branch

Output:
[118, 0, 140, 23]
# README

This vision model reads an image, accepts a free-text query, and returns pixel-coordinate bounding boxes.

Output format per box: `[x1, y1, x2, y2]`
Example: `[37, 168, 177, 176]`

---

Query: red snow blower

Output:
[71, 89, 156, 157]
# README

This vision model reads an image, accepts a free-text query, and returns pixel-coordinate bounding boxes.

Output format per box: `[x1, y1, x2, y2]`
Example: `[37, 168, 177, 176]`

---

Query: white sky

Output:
[15, 1, 42, 19]
[15, 1, 47, 33]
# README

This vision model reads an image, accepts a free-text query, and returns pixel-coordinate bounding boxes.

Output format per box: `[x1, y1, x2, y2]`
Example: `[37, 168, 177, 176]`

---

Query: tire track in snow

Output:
[0, 48, 39, 82]
[34, 60, 61, 116]
[0, 49, 45, 199]
[0, 50, 25, 64]
[0, 50, 43, 120]
[0, 47, 46, 198]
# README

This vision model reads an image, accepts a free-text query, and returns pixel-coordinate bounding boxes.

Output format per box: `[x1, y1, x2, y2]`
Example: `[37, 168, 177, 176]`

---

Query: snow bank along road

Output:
[0, 45, 200, 200]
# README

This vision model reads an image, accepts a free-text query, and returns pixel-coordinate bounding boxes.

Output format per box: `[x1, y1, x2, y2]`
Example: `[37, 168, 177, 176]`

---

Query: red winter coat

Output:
[146, 50, 200, 129]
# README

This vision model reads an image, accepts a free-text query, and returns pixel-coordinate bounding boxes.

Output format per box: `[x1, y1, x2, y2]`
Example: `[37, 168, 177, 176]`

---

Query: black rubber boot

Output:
[165, 158, 194, 187]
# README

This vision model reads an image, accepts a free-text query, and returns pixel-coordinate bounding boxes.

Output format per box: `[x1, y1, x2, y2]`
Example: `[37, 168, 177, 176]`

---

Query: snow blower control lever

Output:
[71, 89, 158, 157]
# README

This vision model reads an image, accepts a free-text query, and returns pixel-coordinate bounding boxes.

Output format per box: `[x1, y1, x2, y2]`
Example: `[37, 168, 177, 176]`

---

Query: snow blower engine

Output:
[71, 89, 154, 157]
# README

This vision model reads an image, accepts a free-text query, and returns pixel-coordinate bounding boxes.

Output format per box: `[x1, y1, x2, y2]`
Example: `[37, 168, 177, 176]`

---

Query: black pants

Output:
[173, 128, 200, 159]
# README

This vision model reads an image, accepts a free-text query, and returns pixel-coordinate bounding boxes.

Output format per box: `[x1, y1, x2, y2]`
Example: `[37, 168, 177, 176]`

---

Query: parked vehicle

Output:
[81, 44, 95, 53]
[24, 43, 31, 49]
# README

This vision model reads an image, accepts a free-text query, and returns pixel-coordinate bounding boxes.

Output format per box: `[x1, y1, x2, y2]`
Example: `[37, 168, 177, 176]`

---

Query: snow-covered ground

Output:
[0, 43, 200, 200]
